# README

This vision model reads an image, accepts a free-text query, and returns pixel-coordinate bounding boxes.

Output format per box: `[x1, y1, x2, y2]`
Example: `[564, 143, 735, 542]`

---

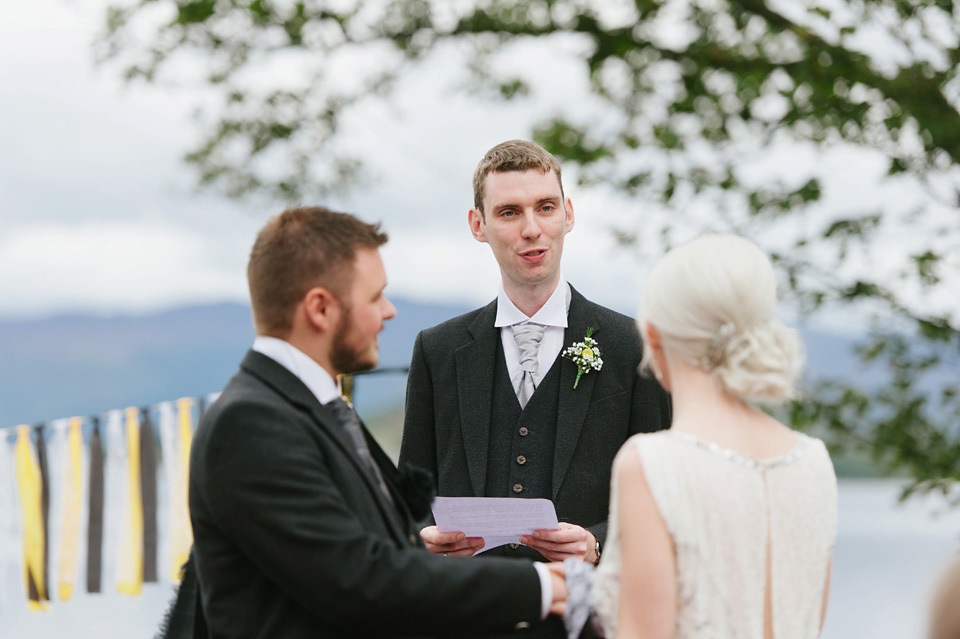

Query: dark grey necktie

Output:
[326, 397, 393, 503]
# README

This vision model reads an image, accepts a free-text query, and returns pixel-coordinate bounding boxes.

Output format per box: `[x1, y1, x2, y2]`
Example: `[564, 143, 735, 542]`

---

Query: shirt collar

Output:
[252, 336, 341, 405]
[494, 277, 570, 328]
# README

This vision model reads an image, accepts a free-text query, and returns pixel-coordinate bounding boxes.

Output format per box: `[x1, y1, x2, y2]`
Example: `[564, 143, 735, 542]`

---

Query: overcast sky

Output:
[1, 1, 956, 327]
[0, 1, 644, 319]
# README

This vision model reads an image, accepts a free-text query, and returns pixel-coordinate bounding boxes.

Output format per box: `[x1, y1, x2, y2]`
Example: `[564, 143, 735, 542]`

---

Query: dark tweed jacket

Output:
[400, 286, 671, 551]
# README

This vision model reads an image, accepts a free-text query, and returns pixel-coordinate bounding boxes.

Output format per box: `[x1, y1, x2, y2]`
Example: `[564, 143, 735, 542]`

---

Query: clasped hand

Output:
[420, 525, 575, 616]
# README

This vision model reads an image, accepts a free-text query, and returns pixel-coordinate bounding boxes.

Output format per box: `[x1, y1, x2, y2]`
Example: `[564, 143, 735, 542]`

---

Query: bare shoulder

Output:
[614, 436, 670, 531]
[762, 413, 801, 441]
[615, 440, 652, 501]
[615, 432, 667, 475]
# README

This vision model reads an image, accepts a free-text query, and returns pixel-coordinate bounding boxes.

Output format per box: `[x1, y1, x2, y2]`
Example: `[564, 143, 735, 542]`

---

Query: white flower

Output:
[562, 328, 603, 389]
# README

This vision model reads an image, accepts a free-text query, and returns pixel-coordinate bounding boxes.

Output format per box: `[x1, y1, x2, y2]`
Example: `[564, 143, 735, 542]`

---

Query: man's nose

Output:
[520, 210, 542, 238]
[382, 295, 397, 320]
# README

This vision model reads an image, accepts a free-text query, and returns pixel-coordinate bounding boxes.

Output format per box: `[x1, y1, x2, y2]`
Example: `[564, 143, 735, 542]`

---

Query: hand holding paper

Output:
[431, 497, 560, 554]
[521, 523, 595, 562]
[419, 526, 485, 557]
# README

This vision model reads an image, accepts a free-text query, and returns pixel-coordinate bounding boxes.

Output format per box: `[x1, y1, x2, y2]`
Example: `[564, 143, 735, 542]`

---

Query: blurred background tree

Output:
[98, 0, 960, 500]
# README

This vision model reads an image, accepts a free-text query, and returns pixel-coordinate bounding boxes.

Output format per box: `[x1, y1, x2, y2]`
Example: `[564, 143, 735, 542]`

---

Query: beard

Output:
[329, 304, 378, 375]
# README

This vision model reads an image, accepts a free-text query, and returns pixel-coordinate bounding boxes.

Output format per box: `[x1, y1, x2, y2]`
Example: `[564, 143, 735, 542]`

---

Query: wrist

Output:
[588, 532, 601, 566]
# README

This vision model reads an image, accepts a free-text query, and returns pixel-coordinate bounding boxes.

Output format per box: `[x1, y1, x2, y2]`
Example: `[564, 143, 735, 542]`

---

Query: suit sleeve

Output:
[399, 331, 439, 510]
[630, 368, 672, 435]
[629, 328, 672, 436]
[201, 398, 541, 636]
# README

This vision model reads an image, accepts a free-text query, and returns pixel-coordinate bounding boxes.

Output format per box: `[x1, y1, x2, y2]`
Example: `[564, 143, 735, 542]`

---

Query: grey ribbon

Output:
[86, 419, 104, 593]
[511, 323, 545, 408]
[326, 398, 393, 503]
[140, 409, 158, 584]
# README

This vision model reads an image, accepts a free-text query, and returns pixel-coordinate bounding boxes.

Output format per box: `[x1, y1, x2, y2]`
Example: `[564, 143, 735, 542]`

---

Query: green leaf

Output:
[498, 79, 529, 99]
[912, 250, 941, 285]
[176, 0, 217, 25]
[532, 120, 613, 165]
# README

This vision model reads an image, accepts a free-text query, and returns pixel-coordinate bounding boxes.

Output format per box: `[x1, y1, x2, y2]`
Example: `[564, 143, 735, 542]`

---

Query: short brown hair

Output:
[472, 139, 564, 215]
[247, 206, 388, 335]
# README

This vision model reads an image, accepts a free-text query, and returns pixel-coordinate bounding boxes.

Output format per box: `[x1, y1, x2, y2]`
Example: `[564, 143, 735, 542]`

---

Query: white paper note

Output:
[431, 497, 560, 554]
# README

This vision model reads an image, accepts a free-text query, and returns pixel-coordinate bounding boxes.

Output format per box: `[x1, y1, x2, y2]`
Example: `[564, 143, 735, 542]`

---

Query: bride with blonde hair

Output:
[578, 234, 837, 639]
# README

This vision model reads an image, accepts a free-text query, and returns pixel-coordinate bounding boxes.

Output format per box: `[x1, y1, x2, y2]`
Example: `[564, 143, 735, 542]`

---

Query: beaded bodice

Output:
[593, 430, 837, 638]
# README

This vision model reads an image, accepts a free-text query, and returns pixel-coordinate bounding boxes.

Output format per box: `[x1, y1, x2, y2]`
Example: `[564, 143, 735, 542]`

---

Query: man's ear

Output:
[468, 208, 487, 243]
[302, 286, 340, 333]
[563, 197, 575, 234]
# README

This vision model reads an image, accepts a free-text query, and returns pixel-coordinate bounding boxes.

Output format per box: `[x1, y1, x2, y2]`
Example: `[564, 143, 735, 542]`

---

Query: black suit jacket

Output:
[400, 286, 670, 550]
[189, 350, 543, 639]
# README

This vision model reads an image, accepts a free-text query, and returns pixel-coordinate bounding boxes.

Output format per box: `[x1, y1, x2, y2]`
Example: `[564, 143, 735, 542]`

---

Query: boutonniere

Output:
[562, 326, 603, 389]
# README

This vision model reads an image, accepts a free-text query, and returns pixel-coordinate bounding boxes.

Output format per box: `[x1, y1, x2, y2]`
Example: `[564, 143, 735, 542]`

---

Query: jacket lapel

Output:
[553, 288, 601, 499]
[240, 351, 408, 544]
[455, 300, 499, 496]
[300, 401, 409, 542]
[363, 429, 417, 543]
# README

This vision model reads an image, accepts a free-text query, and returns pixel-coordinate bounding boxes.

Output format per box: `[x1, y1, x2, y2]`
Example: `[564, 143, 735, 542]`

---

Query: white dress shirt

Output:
[495, 277, 571, 394]
[253, 336, 554, 617]
[252, 336, 340, 405]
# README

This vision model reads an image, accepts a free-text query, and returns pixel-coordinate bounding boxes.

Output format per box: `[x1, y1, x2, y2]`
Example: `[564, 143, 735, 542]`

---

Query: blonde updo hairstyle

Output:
[638, 234, 803, 402]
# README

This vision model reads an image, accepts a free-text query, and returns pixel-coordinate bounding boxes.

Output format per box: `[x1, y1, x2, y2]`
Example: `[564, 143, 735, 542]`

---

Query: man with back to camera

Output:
[188, 205, 566, 638]
[399, 141, 671, 638]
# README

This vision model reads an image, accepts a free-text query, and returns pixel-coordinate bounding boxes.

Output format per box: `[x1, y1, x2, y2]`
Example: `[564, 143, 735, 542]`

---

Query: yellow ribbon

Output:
[14, 425, 48, 610]
[171, 398, 195, 581]
[116, 407, 143, 595]
[57, 417, 84, 601]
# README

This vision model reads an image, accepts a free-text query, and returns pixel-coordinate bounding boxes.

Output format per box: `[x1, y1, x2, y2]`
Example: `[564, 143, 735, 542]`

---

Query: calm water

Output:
[1, 479, 957, 638]
[823, 480, 960, 638]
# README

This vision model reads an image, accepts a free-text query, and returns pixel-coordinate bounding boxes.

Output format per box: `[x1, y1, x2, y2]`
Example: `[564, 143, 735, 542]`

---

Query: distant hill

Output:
[0, 298, 469, 429]
[0, 299, 944, 435]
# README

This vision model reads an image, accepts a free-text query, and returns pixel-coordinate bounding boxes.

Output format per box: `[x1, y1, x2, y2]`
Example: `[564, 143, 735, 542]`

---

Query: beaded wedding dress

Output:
[593, 430, 837, 639]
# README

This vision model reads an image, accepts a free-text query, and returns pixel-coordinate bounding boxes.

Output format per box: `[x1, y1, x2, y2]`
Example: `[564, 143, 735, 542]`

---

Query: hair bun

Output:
[711, 320, 803, 401]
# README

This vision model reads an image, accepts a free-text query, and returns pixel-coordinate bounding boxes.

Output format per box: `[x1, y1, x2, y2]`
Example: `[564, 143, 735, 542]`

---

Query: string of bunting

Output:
[0, 367, 407, 615]
[0, 395, 212, 614]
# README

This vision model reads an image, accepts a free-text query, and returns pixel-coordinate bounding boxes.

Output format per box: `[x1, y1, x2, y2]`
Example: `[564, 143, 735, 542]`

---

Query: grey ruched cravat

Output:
[511, 322, 545, 408]
[326, 397, 393, 503]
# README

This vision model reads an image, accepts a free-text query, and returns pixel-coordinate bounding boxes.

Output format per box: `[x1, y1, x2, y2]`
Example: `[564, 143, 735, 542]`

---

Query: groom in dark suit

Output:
[189, 206, 565, 639]
[400, 140, 670, 638]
